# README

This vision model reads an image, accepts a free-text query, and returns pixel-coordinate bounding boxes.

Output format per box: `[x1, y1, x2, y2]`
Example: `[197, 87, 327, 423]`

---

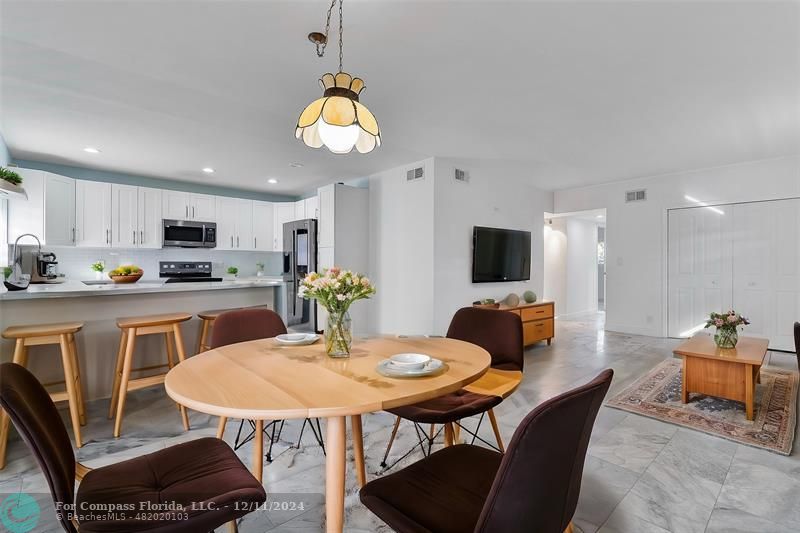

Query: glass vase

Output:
[325, 310, 352, 358]
[714, 328, 738, 349]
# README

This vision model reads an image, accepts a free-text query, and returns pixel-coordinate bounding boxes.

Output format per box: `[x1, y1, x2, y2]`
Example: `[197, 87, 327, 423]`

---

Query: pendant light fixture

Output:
[295, 0, 381, 154]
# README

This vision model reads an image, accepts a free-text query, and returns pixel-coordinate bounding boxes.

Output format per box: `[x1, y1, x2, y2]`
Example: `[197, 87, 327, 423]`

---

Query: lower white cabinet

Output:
[76, 181, 112, 247]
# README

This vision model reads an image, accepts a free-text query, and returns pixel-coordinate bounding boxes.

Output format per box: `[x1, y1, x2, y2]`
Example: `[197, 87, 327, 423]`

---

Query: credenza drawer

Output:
[521, 305, 553, 322]
[523, 319, 554, 343]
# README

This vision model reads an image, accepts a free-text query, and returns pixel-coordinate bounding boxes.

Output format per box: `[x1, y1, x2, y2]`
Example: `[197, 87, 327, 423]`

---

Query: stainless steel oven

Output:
[162, 219, 216, 248]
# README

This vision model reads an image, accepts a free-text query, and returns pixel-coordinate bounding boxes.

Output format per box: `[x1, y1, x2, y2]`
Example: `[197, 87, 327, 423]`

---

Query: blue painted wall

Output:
[13, 158, 298, 202]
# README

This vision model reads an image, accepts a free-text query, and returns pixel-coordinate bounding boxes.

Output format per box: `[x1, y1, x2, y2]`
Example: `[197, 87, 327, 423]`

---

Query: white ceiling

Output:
[1, 1, 798, 196]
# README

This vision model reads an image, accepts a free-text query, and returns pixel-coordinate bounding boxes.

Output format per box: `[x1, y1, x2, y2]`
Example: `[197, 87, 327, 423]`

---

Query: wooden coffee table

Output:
[673, 334, 769, 420]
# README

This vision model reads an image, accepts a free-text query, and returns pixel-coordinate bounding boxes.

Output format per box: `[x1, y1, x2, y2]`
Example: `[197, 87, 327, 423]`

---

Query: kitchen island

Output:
[0, 278, 288, 400]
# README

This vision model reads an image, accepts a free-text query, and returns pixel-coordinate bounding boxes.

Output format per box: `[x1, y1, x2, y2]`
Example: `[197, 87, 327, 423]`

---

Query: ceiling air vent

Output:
[406, 166, 424, 181]
[625, 189, 647, 202]
[454, 168, 469, 183]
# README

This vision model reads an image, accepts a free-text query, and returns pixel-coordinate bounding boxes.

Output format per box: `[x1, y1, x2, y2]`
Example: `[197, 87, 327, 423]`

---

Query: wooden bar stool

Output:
[0, 321, 86, 468]
[109, 313, 192, 438]
[196, 308, 236, 353]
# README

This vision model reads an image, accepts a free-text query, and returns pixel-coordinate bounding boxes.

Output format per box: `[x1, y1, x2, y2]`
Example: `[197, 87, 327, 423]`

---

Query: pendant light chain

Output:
[315, 0, 345, 73]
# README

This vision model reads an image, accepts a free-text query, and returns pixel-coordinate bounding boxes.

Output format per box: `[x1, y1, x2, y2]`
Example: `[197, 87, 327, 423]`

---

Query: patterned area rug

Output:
[606, 358, 798, 455]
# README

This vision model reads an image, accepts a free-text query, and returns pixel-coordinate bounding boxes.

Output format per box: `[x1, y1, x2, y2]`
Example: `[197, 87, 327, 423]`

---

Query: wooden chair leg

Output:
[453, 422, 461, 444]
[227, 519, 239, 533]
[217, 417, 228, 439]
[0, 340, 27, 469]
[68, 334, 86, 426]
[108, 329, 127, 419]
[114, 328, 137, 438]
[164, 331, 176, 369]
[487, 409, 504, 452]
[59, 334, 83, 448]
[564, 521, 575, 533]
[197, 319, 210, 354]
[444, 423, 454, 447]
[172, 324, 190, 431]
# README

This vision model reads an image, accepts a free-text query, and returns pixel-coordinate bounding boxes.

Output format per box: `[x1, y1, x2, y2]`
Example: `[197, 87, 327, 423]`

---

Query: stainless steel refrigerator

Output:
[283, 218, 318, 331]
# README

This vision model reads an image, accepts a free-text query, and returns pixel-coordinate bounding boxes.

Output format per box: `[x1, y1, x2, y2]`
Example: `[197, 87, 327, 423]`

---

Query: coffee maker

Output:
[30, 251, 66, 284]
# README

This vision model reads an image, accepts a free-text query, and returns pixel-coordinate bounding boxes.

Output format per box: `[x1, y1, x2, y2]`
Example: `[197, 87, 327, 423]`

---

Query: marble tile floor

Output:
[2, 312, 799, 532]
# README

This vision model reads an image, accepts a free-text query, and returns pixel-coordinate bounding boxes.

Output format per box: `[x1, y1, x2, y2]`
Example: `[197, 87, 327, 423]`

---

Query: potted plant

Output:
[90, 261, 105, 280]
[704, 310, 750, 348]
[2, 266, 12, 280]
[227, 266, 239, 279]
[0, 168, 22, 186]
[256, 262, 265, 277]
[299, 268, 375, 357]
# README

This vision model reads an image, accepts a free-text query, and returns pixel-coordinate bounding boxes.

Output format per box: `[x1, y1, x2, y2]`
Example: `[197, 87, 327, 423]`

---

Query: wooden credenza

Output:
[478, 301, 555, 347]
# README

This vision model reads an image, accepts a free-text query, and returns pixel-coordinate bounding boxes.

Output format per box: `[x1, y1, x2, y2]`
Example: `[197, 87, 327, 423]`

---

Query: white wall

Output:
[554, 155, 800, 337]
[367, 158, 436, 335]
[543, 218, 567, 306]
[565, 218, 598, 316]
[432, 158, 551, 334]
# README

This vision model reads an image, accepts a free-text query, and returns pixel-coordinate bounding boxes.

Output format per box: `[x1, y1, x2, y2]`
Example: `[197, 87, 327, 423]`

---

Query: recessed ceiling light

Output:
[596, 215, 604, 218]
[267, 178, 278, 184]
[289, 162, 304, 168]
[83, 147, 100, 153]
[202, 167, 215, 174]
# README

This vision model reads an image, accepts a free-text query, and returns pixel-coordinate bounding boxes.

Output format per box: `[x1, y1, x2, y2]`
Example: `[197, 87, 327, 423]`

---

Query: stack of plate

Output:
[275, 333, 320, 346]
[377, 353, 444, 378]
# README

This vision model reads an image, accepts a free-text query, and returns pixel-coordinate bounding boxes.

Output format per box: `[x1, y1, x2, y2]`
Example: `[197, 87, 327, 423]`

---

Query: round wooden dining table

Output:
[164, 335, 491, 533]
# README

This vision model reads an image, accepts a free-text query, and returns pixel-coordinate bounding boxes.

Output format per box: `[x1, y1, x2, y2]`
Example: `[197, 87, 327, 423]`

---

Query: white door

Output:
[252, 201, 274, 251]
[137, 187, 162, 248]
[162, 190, 189, 220]
[44, 173, 76, 246]
[75, 180, 112, 247]
[770, 199, 800, 350]
[215, 197, 237, 250]
[111, 184, 138, 248]
[667, 206, 732, 338]
[304, 196, 319, 219]
[190, 193, 216, 221]
[235, 199, 254, 250]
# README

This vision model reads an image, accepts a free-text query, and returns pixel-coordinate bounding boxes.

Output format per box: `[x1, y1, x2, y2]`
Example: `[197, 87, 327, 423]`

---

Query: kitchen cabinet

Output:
[137, 187, 163, 248]
[7, 169, 76, 246]
[317, 185, 335, 248]
[252, 201, 275, 251]
[111, 185, 162, 248]
[294, 199, 306, 221]
[161, 191, 216, 221]
[76, 180, 112, 247]
[304, 196, 319, 220]
[215, 197, 253, 250]
[273, 203, 295, 251]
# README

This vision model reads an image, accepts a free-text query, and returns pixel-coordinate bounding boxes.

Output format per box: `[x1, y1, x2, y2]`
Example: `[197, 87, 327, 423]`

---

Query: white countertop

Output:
[0, 277, 287, 301]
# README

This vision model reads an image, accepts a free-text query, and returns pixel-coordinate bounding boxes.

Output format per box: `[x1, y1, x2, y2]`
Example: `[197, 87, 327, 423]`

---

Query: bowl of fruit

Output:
[109, 265, 143, 284]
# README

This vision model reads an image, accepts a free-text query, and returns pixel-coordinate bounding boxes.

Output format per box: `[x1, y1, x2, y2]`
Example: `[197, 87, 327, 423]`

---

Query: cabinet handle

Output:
[231, 236, 234, 247]
[133, 230, 136, 245]
[185, 205, 188, 218]
[192, 206, 195, 219]
[254, 237, 257, 248]
[236, 236, 239, 248]
[140, 230, 144, 244]
[72, 228, 75, 243]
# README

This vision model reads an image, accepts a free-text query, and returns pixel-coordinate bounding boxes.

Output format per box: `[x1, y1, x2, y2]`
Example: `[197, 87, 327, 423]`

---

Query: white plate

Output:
[376, 358, 445, 378]
[389, 352, 432, 370]
[275, 333, 319, 346]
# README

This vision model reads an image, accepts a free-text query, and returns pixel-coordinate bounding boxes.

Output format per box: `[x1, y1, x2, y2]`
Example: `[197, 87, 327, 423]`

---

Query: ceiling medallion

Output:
[295, 0, 381, 154]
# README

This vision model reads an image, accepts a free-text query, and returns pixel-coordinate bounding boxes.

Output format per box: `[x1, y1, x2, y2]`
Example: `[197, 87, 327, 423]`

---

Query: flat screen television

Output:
[472, 226, 531, 283]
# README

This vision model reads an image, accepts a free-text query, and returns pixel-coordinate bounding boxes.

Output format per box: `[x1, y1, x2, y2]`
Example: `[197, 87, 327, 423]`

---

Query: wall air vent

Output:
[454, 168, 469, 183]
[625, 189, 647, 202]
[406, 166, 424, 181]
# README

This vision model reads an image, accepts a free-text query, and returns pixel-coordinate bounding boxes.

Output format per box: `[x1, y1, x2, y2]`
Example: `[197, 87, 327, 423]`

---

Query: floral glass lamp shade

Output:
[295, 72, 381, 154]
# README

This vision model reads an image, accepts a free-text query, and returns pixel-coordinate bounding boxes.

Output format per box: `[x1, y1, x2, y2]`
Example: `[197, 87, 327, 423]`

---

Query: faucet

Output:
[10, 233, 41, 279]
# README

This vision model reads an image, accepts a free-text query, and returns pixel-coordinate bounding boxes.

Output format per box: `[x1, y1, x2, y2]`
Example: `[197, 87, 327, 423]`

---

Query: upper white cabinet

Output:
[76, 181, 112, 248]
[294, 199, 306, 221]
[304, 195, 319, 220]
[161, 191, 216, 221]
[215, 197, 253, 250]
[8, 169, 76, 246]
[274, 203, 295, 251]
[252, 201, 275, 251]
[318, 185, 335, 248]
[111, 184, 162, 248]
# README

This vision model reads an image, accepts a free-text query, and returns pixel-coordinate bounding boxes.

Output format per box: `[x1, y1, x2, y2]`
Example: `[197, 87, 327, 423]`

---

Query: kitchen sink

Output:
[82, 280, 113, 285]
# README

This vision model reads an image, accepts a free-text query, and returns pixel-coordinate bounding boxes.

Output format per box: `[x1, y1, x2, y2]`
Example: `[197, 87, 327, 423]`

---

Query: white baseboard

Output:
[604, 322, 663, 338]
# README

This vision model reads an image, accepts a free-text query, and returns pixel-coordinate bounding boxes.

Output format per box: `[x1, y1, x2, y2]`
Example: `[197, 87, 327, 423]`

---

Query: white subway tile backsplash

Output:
[7, 245, 284, 281]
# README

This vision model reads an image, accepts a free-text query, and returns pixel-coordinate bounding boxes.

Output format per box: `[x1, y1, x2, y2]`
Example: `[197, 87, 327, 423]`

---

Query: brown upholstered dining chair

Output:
[380, 307, 523, 469]
[212, 308, 325, 460]
[0, 362, 265, 533]
[362, 369, 613, 533]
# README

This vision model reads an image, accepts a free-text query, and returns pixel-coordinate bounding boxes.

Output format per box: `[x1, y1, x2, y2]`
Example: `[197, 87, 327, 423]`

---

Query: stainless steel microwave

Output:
[162, 219, 216, 248]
